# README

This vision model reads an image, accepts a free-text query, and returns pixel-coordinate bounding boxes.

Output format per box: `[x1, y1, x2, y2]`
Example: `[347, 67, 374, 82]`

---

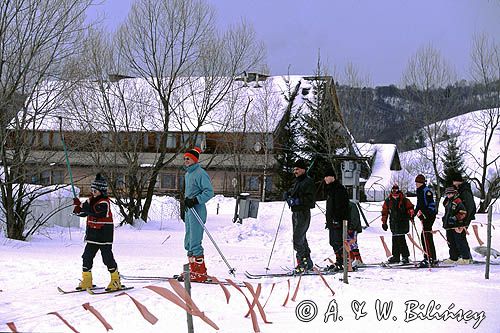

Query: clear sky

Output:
[87, 0, 500, 86]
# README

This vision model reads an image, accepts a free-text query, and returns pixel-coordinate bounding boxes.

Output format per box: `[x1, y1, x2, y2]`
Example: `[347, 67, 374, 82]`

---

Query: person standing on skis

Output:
[285, 159, 316, 274]
[73, 173, 122, 291]
[414, 174, 437, 267]
[182, 147, 214, 282]
[323, 166, 350, 271]
[381, 184, 414, 265]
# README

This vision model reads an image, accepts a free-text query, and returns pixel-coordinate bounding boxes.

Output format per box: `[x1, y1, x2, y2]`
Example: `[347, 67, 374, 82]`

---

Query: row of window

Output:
[28, 170, 271, 192]
[22, 131, 274, 152]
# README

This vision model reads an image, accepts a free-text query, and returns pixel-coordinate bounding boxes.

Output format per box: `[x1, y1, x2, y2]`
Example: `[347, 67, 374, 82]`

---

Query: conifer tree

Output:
[441, 137, 466, 187]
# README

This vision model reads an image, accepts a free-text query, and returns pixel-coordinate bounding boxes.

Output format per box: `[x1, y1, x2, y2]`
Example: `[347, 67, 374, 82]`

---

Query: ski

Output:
[380, 262, 416, 268]
[244, 269, 344, 279]
[381, 264, 454, 269]
[86, 286, 134, 295]
[57, 286, 104, 294]
[120, 274, 244, 287]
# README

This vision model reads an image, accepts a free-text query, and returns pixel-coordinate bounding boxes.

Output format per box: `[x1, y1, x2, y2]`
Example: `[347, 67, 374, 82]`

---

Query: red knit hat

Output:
[184, 147, 202, 163]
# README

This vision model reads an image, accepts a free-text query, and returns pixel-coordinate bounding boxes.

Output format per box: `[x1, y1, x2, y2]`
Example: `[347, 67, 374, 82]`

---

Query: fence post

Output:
[183, 264, 194, 332]
[485, 206, 492, 280]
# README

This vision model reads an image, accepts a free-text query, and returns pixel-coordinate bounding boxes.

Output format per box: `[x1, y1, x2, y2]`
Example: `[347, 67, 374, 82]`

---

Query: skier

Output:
[347, 200, 364, 267]
[442, 187, 472, 264]
[451, 172, 477, 229]
[181, 147, 214, 282]
[381, 184, 414, 264]
[323, 166, 350, 271]
[285, 159, 316, 274]
[73, 173, 123, 291]
[414, 174, 437, 267]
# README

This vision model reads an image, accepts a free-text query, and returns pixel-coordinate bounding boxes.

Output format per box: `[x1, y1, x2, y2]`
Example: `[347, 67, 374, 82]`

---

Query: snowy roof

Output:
[19, 75, 320, 134]
[357, 143, 401, 200]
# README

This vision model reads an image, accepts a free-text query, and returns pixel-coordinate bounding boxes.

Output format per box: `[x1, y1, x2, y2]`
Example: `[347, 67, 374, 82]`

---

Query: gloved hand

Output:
[286, 197, 300, 207]
[73, 205, 81, 214]
[184, 197, 199, 208]
[382, 223, 388, 231]
[448, 216, 457, 226]
[73, 197, 81, 206]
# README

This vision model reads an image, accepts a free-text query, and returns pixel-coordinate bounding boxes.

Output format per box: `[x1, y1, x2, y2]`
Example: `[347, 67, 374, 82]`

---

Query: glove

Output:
[73, 205, 81, 214]
[286, 197, 300, 207]
[73, 197, 81, 206]
[382, 223, 388, 231]
[184, 197, 199, 208]
[448, 216, 457, 226]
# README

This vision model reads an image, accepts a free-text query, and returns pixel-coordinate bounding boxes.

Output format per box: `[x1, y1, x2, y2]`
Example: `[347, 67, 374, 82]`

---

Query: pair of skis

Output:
[57, 286, 134, 295]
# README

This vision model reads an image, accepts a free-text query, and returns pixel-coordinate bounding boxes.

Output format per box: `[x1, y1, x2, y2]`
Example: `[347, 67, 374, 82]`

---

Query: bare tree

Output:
[467, 33, 500, 212]
[0, 0, 92, 240]
[114, 0, 264, 221]
[401, 44, 458, 205]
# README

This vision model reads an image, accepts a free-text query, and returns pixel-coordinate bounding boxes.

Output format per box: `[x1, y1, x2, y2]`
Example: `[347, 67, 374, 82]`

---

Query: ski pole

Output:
[59, 116, 77, 198]
[265, 201, 287, 271]
[189, 207, 236, 275]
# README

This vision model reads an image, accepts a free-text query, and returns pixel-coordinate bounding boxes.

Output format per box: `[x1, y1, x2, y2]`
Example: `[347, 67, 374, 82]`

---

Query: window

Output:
[102, 133, 112, 148]
[52, 133, 63, 148]
[245, 175, 260, 191]
[52, 170, 65, 184]
[181, 133, 205, 150]
[156, 133, 177, 149]
[41, 132, 50, 147]
[265, 176, 272, 192]
[160, 173, 176, 189]
[40, 170, 51, 185]
[115, 174, 125, 188]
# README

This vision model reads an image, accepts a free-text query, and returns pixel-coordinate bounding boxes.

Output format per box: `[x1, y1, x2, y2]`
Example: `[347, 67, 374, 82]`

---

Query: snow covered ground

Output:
[1, 195, 499, 333]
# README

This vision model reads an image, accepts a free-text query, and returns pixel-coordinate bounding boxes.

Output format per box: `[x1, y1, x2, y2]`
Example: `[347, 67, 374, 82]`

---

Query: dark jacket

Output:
[456, 182, 476, 226]
[381, 193, 414, 234]
[289, 173, 315, 212]
[349, 201, 362, 233]
[442, 195, 467, 229]
[415, 185, 436, 221]
[325, 180, 349, 229]
[76, 195, 114, 245]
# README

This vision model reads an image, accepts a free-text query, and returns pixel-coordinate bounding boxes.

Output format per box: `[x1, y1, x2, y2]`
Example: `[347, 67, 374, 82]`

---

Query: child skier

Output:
[73, 173, 122, 291]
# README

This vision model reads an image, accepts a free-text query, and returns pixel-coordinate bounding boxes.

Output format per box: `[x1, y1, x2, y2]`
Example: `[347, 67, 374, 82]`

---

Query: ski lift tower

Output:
[341, 160, 361, 202]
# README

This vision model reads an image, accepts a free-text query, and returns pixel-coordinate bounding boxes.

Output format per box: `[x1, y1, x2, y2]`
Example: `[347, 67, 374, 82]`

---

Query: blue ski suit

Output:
[184, 163, 214, 256]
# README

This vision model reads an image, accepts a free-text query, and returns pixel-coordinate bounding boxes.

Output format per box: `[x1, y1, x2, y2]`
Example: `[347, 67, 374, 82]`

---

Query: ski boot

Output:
[76, 271, 92, 290]
[106, 270, 123, 291]
[190, 255, 208, 282]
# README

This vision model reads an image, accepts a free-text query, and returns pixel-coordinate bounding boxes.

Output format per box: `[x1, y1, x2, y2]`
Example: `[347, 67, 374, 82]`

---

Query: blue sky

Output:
[86, 0, 500, 86]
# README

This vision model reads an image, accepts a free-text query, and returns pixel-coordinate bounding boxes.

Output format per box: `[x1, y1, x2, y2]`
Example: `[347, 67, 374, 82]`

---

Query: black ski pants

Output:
[446, 228, 471, 260]
[391, 234, 410, 260]
[82, 243, 117, 272]
[328, 225, 343, 263]
[292, 210, 311, 261]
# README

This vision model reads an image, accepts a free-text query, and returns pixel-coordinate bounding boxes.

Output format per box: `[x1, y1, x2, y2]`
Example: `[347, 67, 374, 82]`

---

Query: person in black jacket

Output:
[73, 174, 122, 291]
[451, 173, 476, 227]
[414, 174, 437, 268]
[323, 167, 350, 271]
[442, 186, 472, 264]
[285, 159, 316, 274]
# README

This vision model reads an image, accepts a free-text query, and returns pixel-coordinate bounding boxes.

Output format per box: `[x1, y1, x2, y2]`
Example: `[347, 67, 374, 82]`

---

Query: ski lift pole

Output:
[189, 207, 236, 276]
[59, 116, 77, 198]
[265, 201, 287, 271]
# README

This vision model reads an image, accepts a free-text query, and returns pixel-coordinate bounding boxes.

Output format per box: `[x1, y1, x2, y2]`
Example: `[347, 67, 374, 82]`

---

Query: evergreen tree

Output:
[441, 137, 466, 187]
[300, 77, 350, 186]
